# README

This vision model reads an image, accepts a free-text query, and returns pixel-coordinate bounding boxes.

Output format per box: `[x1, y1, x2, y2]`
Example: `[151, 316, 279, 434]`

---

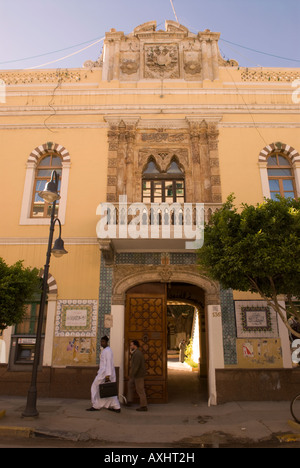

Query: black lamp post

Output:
[22, 171, 67, 418]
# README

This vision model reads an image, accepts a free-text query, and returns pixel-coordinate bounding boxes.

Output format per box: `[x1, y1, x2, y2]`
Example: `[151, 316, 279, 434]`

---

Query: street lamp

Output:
[22, 170, 67, 418]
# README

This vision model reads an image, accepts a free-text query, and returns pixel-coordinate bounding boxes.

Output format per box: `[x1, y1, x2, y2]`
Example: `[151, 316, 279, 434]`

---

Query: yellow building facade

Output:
[0, 21, 299, 403]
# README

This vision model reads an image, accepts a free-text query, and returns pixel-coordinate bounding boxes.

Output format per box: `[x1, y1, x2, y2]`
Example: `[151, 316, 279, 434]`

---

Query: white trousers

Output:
[91, 375, 120, 410]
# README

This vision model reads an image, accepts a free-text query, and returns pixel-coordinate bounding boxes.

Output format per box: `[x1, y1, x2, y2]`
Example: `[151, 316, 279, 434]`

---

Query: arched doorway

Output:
[124, 281, 208, 403]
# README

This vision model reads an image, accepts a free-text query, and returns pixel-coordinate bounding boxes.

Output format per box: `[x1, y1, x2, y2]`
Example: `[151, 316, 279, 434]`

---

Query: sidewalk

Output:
[1, 395, 300, 447]
[0, 361, 299, 447]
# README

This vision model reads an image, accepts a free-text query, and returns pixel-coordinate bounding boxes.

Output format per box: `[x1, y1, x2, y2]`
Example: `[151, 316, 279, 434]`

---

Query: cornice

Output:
[0, 121, 299, 130]
[0, 237, 99, 245]
[0, 103, 299, 116]
[2, 86, 296, 96]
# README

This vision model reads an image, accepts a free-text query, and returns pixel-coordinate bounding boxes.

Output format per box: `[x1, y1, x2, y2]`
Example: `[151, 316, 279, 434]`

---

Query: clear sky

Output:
[0, 0, 299, 70]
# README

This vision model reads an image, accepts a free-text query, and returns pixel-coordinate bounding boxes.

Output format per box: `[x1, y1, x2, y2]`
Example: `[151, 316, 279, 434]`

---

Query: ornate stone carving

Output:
[83, 59, 101, 69]
[144, 44, 179, 79]
[159, 267, 173, 282]
[184, 60, 202, 75]
[107, 176, 116, 186]
[99, 21, 238, 82]
[141, 132, 186, 143]
[138, 148, 188, 172]
[120, 59, 139, 75]
[112, 263, 220, 305]
[98, 240, 115, 265]
[104, 114, 221, 207]
[108, 130, 119, 151]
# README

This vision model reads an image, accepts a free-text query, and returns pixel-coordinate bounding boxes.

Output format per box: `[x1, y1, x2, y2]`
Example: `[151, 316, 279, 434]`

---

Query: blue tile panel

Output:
[97, 253, 113, 362]
[220, 288, 237, 365]
[115, 252, 197, 265]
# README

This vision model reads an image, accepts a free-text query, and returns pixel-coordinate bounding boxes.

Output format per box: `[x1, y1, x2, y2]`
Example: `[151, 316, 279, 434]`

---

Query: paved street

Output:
[1, 361, 299, 449]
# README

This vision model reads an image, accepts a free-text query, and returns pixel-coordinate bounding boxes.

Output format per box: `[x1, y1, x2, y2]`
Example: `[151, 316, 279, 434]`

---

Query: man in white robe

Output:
[87, 336, 121, 412]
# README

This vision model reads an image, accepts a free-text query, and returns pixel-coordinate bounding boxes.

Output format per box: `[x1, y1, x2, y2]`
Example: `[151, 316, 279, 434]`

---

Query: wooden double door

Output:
[124, 283, 167, 403]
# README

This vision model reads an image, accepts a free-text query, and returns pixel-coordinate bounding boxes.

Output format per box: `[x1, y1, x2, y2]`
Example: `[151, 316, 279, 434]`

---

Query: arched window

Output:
[31, 152, 62, 218]
[142, 158, 185, 203]
[20, 142, 71, 226]
[267, 154, 296, 200]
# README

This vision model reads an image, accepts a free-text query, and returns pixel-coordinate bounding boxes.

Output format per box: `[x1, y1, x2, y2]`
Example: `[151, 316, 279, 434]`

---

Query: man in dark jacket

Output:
[128, 340, 148, 411]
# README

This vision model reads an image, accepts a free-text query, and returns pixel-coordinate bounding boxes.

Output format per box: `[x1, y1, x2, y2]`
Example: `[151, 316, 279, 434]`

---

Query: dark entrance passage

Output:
[167, 363, 208, 403]
[124, 282, 207, 404]
[167, 282, 207, 403]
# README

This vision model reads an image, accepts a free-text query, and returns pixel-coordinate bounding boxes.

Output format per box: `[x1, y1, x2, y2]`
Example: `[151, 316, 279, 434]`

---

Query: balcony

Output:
[96, 201, 222, 259]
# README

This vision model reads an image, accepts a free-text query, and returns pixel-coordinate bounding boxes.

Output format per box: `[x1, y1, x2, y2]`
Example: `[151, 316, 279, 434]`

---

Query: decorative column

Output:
[293, 161, 300, 198]
[125, 127, 136, 203]
[105, 116, 140, 203]
[116, 121, 127, 197]
[102, 30, 124, 82]
[187, 117, 222, 204]
[198, 30, 223, 83]
[211, 40, 220, 81]
[106, 122, 119, 202]
[207, 122, 222, 203]
[199, 120, 212, 203]
[110, 304, 125, 395]
[258, 161, 270, 199]
[188, 121, 202, 201]
[207, 304, 224, 406]
[200, 39, 210, 81]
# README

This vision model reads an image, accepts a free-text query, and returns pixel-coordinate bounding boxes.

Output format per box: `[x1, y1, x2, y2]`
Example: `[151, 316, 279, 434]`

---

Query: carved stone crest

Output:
[184, 61, 201, 75]
[120, 59, 139, 75]
[144, 44, 179, 79]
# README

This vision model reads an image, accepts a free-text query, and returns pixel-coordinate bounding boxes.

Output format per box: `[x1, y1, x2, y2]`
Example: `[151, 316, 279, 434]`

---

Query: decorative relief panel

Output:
[119, 38, 140, 79]
[144, 44, 179, 79]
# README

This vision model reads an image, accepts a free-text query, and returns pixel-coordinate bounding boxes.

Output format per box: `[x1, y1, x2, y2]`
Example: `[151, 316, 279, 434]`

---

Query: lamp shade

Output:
[51, 237, 68, 257]
[38, 171, 61, 203]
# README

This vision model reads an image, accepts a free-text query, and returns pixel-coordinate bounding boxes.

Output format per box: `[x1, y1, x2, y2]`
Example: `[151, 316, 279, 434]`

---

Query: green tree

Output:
[0, 258, 40, 331]
[197, 195, 300, 338]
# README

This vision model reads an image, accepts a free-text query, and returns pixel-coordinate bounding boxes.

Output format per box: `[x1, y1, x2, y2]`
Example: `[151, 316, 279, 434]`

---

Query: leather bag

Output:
[99, 381, 118, 398]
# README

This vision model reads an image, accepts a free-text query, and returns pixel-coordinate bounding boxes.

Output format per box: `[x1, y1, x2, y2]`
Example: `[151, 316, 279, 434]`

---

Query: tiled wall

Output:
[97, 253, 113, 359]
[220, 288, 238, 365]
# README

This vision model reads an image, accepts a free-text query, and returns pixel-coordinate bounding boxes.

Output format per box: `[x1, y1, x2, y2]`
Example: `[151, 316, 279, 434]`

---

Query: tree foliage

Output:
[0, 258, 40, 331]
[197, 195, 300, 338]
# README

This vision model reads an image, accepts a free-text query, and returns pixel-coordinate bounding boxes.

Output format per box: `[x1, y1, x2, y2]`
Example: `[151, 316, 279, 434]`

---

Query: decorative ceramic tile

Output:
[115, 252, 197, 265]
[220, 288, 237, 365]
[55, 300, 97, 337]
[235, 301, 279, 338]
[170, 253, 197, 264]
[96, 254, 113, 361]
[116, 253, 161, 265]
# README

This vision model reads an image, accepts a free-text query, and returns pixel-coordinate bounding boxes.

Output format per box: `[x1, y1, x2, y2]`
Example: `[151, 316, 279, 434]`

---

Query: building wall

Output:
[0, 21, 299, 400]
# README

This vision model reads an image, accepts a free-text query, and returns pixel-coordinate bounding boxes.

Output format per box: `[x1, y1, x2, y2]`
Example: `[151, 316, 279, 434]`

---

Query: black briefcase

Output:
[99, 381, 118, 398]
